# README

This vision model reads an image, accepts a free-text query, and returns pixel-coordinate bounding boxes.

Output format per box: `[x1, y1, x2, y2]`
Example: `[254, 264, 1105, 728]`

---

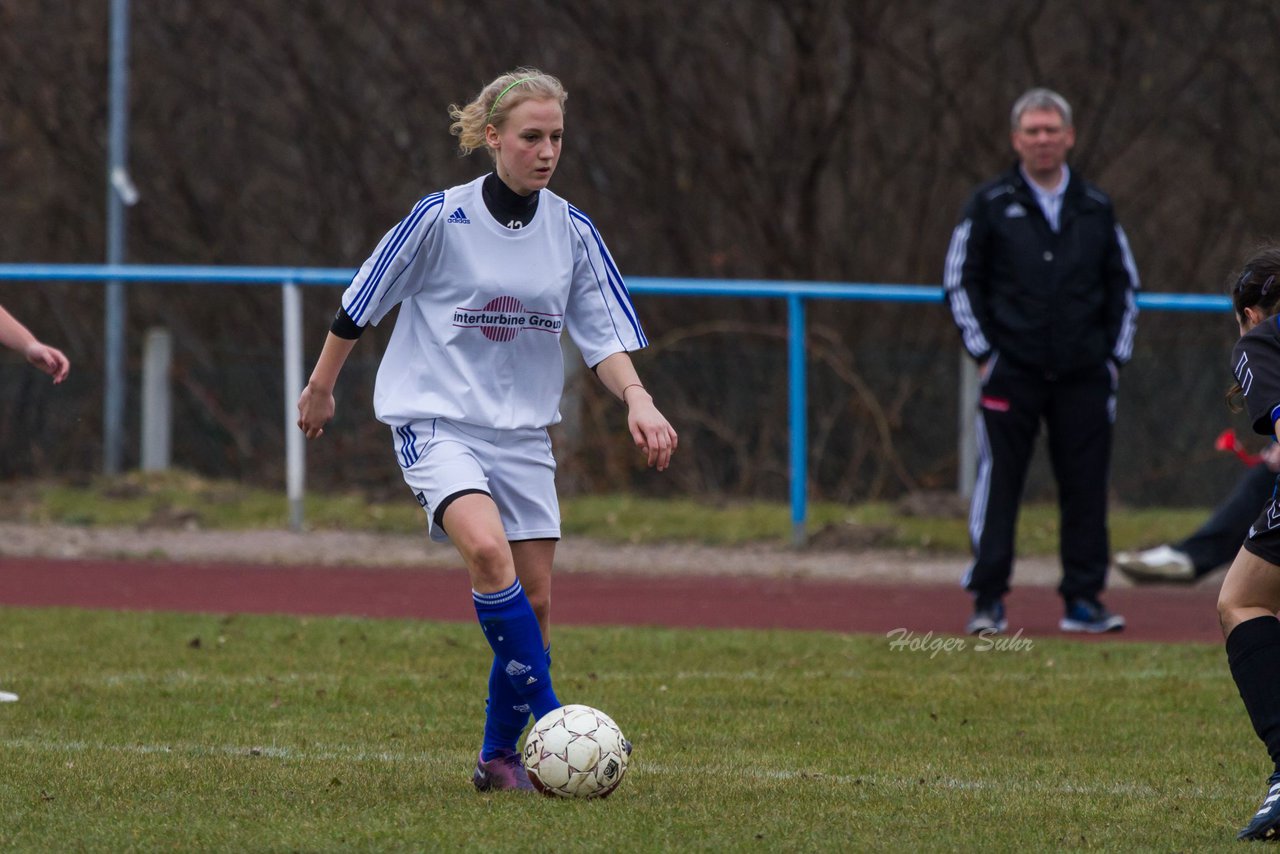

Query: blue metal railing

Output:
[0, 263, 1233, 541]
[1, 264, 1233, 310]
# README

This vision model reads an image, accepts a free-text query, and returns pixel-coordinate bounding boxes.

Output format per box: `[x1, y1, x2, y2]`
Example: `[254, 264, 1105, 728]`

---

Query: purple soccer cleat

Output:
[472, 749, 535, 793]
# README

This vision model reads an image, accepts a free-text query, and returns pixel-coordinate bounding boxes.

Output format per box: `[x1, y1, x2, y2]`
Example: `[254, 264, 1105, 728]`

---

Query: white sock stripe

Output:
[472, 580, 523, 606]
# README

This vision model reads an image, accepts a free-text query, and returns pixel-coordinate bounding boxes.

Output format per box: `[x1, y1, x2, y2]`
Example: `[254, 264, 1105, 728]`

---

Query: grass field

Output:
[7, 470, 1209, 554]
[0, 606, 1264, 850]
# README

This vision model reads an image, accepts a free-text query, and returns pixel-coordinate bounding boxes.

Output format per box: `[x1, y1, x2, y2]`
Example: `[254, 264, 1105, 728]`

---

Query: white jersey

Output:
[341, 175, 647, 430]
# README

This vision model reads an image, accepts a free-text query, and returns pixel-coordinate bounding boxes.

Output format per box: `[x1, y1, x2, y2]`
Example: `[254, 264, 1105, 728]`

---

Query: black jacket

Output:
[944, 164, 1140, 377]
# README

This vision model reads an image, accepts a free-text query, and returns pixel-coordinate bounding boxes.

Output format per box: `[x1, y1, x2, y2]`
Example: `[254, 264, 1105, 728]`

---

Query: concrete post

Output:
[140, 327, 172, 471]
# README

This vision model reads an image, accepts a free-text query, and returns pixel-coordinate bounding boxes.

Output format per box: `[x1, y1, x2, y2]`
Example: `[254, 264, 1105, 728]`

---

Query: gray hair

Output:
[1010, 88, 1072, 130]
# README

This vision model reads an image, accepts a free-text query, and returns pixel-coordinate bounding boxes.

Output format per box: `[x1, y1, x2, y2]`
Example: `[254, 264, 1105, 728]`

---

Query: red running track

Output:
[0, 557, 1224, 643]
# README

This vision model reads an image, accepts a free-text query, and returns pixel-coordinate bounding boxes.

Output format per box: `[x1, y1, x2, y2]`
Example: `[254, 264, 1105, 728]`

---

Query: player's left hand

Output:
[1263, 443, 1280, 473]
[625, 389, 678, 471]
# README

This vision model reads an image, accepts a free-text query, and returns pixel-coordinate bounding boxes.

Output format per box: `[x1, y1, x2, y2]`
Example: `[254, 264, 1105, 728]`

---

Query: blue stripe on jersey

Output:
[345, 193, 437, 322]
[567, 206, 647, 347]
[346, 193, 445, 324]
[347, 193, 442, 323]
[568, 205, 645, 345]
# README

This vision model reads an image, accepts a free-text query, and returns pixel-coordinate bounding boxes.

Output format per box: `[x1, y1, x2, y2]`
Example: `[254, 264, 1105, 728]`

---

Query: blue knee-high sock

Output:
[480, 642, 557, 761]
[482, 655, 530, 761]
[473, 580, 560, 723]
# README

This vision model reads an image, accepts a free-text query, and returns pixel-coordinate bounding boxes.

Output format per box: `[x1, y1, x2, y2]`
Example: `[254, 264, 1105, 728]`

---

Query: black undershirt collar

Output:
[482, 172, 539, 229]
[330, 174, 540, 339]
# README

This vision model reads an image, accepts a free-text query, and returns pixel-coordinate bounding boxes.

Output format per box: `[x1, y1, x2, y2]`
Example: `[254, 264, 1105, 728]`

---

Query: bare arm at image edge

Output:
[0, 304, 70, 383]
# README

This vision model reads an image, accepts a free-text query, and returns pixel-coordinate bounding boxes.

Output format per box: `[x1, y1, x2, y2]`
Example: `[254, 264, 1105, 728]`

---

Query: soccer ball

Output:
[522, 704, 630, 798]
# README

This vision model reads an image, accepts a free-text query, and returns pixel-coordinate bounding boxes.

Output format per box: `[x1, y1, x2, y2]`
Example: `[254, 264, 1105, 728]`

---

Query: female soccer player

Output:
[296, 68, 678, 792]
[1218, 247, 1280, 839]
[0, 301, 69, 703]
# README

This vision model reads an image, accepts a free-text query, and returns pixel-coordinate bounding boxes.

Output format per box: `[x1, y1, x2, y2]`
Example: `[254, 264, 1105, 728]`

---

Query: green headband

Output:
[486, 77, 536, 123]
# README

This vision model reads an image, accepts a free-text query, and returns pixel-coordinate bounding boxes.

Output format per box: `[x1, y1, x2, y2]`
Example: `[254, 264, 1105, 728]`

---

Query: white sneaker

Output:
[1113, 545, 1195, 583]
[0, 690, 17, 703]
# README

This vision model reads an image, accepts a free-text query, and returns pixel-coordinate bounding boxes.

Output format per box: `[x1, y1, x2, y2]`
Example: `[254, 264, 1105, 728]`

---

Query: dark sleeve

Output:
[330, 306, 365, 340]
[1102, 209, 1140, 366]
[1234, 332, 1280, 436]
[943, 192, 994, 362]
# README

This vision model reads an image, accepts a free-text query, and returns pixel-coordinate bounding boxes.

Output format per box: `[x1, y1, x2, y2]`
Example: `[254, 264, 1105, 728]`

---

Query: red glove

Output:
[1216, 428, 1264, 466]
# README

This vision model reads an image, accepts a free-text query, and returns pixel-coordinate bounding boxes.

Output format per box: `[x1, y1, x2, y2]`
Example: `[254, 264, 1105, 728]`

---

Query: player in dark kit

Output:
[1216, 247, 1280, 841]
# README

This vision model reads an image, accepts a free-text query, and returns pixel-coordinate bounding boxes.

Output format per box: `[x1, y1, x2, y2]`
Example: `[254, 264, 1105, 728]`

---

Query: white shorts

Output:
[392, 418, 560, 544]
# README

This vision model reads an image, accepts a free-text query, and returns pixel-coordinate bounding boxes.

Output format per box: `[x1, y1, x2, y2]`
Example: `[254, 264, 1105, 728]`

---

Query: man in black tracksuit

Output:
[944, 87, 1140, 636]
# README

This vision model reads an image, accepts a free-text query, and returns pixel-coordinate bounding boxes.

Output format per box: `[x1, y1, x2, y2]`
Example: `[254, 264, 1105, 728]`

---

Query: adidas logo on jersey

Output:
[505, 659, 531, 677]
[447, 207, 470, 224]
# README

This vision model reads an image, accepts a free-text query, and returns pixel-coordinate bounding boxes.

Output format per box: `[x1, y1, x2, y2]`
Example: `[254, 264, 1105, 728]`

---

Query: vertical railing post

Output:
[787, 294, 807, 547]
[103, 0, 133, 475]
[282, 281, 305, 531]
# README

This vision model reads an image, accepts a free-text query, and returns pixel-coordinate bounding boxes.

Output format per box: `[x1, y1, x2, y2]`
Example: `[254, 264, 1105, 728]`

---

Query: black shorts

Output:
[1244, 484, 1280, 566]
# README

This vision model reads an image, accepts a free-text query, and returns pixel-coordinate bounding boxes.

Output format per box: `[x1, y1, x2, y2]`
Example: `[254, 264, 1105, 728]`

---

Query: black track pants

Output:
[964, 357, 1115, 603]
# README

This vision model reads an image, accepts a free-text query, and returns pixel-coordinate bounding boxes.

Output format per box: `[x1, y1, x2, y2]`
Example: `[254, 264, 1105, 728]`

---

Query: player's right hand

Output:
[25, 342, 70, 384]
[296, 383, 335, 439]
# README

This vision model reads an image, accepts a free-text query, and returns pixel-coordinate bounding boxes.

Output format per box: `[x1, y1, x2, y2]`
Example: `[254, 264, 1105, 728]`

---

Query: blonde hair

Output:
[448, 68, 568, 160]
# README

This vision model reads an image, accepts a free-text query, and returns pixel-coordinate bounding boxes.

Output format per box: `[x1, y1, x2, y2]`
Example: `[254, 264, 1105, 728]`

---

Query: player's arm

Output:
[297, 331, 358, 439]
[299, 195, 440, 440]
[0, 303, 70, 383]
[593, 351, 678, 472]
